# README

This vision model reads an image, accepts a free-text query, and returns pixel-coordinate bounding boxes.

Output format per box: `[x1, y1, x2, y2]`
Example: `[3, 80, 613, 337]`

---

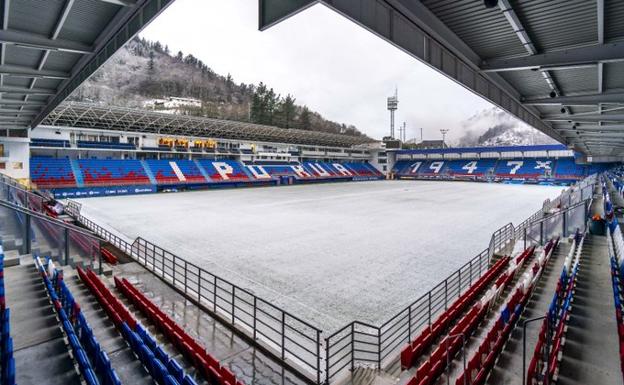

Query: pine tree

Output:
[148, 50, 155, 74]
[277, 94, 296, 129]
[299, 106, 311, 130]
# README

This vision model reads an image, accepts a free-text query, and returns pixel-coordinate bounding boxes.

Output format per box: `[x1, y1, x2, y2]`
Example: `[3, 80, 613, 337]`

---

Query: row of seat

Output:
[35, 256, 121, 385]
[407, 245, 539, 385]
[608, 215, 624, 379]
[115, 277, 242, 385]
[393, 158, 608, 182]
[401, 255, 512, 369]
[0, 249, 15, 385]
[30, 157, 382, 189]
[527, 233, 583, 384]
[77, 267, 197, 385]
[457, 238, 559, 385]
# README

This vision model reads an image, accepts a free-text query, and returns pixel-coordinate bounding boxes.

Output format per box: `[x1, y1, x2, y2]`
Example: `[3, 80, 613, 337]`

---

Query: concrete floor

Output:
[557, 235, 621, 385]
[112, 262, 310, 385]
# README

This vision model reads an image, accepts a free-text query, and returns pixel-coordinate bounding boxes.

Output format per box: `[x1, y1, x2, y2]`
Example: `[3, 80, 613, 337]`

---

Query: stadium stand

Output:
[31, 138, 71, 148]
[77, 159, 151, 186]
[144, 160, 184, 185]
[115, 277, 242, 385]
[77, 141, 137, 151]
[0, 249, 15, 385]
[197, 160, 251, 182]
[31, 157, 77, 188]
[401, 254, 514, 369]
[494, 158, 554, 180]
[457, 238, 559, 385]
[35, 256, 122, 385]
[445, 159, 497, 177]
[526, 233, 583, 384]
[77, 266, 197, 385]
[392, 157, 599, 184]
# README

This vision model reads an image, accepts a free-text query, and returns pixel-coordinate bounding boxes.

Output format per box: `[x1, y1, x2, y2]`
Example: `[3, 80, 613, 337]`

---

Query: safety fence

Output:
[0, 196, 104, 273]
[63, 178, 595, 384]
[71, 207, 324, 384]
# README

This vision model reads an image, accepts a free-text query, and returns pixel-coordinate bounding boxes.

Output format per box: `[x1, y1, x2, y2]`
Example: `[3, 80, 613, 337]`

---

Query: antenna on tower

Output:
[387, 88, 398, 139]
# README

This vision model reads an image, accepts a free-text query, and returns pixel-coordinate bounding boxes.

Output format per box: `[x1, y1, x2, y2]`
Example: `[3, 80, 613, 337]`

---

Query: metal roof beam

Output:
[544, 113, 624, 122]
[0, 85, 54, 95]
[0, 64, 69, 79]
[97, 0, 138, 6]
[598, 0, 605, 94]
[481, 43, 624, 72]
[524, 92, 624, 106]
[0, 29, 92, 54]
[556, 124, 624, 131]
[0, 99, 45, 106]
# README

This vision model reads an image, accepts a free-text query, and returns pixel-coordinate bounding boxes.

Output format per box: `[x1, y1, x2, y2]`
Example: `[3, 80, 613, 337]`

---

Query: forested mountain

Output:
[69, 37, 367, 138]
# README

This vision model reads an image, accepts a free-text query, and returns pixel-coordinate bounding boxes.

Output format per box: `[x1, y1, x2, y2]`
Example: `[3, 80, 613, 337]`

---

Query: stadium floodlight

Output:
[440, 129, 450, 148]
[387, 88, 398, 139]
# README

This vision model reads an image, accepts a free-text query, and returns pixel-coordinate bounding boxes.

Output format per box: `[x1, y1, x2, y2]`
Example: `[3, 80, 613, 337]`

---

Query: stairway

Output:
[61, 268, 153, 385]
[485, 241, 570, 384]
[140, 160, 157, 185]
[556, 235, 621, 385]
[5, 260, 82, 385]
[69, 159, 84, 188]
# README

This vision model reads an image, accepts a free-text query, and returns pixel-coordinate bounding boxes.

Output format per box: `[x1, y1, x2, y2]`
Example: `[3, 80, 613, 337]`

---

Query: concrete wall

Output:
[0, 138, 30, 181]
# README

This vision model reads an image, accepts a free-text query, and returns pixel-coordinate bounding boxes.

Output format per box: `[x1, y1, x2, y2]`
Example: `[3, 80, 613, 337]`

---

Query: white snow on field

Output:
[77, 180, 561, 332]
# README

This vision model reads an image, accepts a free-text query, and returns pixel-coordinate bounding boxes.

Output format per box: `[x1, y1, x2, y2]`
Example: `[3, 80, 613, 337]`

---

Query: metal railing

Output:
[324, 230, 508, 384]
[61, 176, 595, 385]
[71, 205, 323, 384]
[0, 198, 104, 272]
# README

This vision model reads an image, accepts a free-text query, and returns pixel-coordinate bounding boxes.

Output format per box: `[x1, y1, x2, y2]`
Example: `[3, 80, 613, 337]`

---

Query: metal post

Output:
[64, 227, 70, 266]
[524, 227, 527, 249]
[317, 330, 321, 385]
[231, 286, 236, 324]
[444, 280, 448, 310]
[522, 315, 546, 385]
[540, 221, 544, 245]
[24, 213, 31, 255]
[197, 269, 202, 303]
[562, 210, 567, 238]
[213, 276, 217, 312]
[407, 306, 412, 342]
[427, 292, 432, 326]
[351, 323, 355, 371]
[378, 328, 382, 369]
[281, 312, 286, 360]
[98, 243, 102, 275]
[253, 296, 257, 340]
[325, 337, 330, 385]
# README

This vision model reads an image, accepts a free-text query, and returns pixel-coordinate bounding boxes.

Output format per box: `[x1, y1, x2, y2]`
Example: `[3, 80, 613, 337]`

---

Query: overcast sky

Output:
[141, 0, 500, 141]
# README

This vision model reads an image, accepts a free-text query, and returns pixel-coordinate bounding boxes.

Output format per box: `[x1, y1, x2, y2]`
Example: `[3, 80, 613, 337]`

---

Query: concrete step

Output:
[4, 262, 82, 385]
[61, 269, 153, 385]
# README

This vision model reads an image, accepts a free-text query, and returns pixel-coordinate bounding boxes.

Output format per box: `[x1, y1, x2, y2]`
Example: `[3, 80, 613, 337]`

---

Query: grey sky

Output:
[141, 0, 507, 141]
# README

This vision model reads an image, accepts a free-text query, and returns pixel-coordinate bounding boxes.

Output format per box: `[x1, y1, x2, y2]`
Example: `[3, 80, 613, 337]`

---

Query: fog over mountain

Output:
[454, 108, 557, 147]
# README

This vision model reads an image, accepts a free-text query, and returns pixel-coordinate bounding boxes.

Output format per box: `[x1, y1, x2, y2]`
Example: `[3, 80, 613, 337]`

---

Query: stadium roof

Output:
[43, 102, 374, 147]
[260, 0, 624, 161]
[395, 144, 570, 155]
[0, 0, 173, 136]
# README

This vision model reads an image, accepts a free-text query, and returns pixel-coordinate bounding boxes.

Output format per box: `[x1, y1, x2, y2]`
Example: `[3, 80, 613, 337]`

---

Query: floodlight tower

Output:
[387, 88, 398, 139]
[440, 129, 450, 148]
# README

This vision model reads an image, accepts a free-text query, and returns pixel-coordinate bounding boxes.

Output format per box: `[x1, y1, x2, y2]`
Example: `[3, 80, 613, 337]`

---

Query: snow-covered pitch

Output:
[78, 180, 560, 331]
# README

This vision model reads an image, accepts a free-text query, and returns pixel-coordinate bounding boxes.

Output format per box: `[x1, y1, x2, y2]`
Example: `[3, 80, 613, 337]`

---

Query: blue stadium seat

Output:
[30, 157, 77, 188]
[77, 159, 150, 186]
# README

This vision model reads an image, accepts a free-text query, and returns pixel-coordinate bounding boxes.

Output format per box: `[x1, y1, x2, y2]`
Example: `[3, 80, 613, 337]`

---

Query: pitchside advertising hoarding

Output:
[52, 185, 157, 198]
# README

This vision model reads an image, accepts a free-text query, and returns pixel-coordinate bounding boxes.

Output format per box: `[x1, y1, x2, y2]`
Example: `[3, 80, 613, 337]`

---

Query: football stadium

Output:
[1, 1, 624, 385]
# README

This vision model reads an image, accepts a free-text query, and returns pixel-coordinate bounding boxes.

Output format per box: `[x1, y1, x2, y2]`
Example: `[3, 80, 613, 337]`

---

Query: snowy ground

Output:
[77, 180, 561, 332]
